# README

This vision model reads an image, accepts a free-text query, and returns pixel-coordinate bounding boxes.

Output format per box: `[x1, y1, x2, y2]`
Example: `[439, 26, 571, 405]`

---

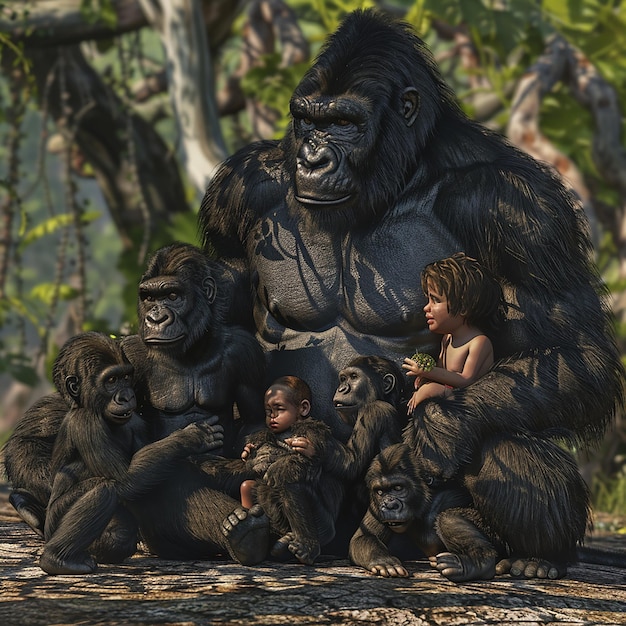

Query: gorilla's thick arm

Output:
[349, 509, 407, 577]
[321, 400, 402, 481]
[116, 420, 224, 500]
[405, 139, 624, 477]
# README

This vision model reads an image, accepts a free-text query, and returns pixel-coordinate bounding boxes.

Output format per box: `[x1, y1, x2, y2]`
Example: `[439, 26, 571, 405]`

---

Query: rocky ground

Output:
[1, 482, 626, 626]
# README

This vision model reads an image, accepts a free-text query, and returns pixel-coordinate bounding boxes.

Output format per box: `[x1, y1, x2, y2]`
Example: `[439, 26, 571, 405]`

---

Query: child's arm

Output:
[403, 335, 493, 389]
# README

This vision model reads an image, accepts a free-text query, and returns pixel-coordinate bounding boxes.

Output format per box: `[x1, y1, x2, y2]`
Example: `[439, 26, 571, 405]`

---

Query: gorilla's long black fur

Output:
[200, 10, 624, 579]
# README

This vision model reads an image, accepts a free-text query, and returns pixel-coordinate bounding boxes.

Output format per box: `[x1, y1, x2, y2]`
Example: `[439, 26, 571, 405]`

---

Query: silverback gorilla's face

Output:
[290, 94, 368, 208]
[286, 16, 424, 228]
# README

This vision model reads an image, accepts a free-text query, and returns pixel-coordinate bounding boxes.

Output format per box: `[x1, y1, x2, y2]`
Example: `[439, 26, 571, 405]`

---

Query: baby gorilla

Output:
[349, 443, 470, 577]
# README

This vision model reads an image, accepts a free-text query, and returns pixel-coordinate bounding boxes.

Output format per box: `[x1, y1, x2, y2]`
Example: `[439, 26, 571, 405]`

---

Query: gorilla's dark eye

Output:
[337, 119, 352, 126]
[168, 292, 179, 301]
[393, 485, 403, 491]
[107, 376, 117, 385]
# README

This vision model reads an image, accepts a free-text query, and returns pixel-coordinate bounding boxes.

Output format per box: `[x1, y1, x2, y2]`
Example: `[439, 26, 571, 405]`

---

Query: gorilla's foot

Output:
[288, 534, 320, 566]
[9, 490, 45, 537]
[496, 557, 566, 579]
[91, 508, 138, 564]
[39, 548, 97, 575]
[270, 532, 294, 561]
[222, 504, 270, 565]
[429, 552, 495, 582]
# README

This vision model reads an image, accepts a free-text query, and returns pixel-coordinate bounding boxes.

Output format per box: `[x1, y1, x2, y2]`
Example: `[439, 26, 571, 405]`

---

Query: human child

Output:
[237, 375, 336, 564]
[240, 376, 314, 508]
[402, 252, 502, 413]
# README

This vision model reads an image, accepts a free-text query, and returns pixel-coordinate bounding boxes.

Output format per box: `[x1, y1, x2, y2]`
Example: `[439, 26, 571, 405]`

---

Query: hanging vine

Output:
[57, 51, 88, 331]
[116, 34, 152, 265]
[0, 67, 25, 302]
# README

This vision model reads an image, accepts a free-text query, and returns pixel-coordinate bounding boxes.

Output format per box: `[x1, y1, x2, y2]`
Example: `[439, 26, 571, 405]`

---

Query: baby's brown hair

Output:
[269, 375, 312, 411]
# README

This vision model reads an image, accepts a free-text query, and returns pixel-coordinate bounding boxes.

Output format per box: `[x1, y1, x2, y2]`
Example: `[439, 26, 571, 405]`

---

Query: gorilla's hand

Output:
[179, 418, 224, 454]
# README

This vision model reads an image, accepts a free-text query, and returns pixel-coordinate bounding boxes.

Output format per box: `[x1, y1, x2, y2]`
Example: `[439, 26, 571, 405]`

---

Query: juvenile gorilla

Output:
[121, 242, 266, 455]
[38, 332, 224, 574]
[349, 443, 470, 577]
[199, 9, 623, 578]
[350, 441, 590, 582]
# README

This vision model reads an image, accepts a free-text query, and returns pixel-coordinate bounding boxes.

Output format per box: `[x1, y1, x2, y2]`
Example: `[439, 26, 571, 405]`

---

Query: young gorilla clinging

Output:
[39, 332, 224, 575]
[306, 355, 408, 555]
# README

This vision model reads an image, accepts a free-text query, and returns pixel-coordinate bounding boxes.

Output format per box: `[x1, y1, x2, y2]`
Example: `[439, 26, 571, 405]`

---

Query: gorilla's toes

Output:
[39, 549, 97, 575]
[222, 505, 270, 565]
[497, 557, 566, 579]
[288, 535, 320, 566]
[270, 532, 294, 561]
[430, 552, 495, 582]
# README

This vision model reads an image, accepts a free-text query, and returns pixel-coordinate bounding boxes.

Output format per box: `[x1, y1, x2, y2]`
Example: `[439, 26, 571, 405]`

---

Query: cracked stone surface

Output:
[1, 483, 626, 626]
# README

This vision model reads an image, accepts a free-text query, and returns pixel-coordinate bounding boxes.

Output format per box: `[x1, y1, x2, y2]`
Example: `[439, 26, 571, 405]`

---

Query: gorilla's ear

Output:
[65, 375, 80, 404]
[382, 373, 396, 396]
[203, 276, 217, 304]
[400, 87, 420, 127]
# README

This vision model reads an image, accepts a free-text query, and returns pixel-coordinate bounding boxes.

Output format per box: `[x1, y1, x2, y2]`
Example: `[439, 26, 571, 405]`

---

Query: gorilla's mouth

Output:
[109, 410, 135, 424]
[143, 335, 185, 345]
[333, 401, 356, 408]
[295, 194, 352, 207]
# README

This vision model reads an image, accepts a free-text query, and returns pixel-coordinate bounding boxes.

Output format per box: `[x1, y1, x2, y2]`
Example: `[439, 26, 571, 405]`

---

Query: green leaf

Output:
[30, 283, 80, 305]
[6, 360, 39, 386]
[19, 211, 100, 248]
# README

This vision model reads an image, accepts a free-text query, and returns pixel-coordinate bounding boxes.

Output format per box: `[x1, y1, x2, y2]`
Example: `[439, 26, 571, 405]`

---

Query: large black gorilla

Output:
[200, 9, 624, 578]
[121, 242, 266, 456]
[4, 243, 266, 540]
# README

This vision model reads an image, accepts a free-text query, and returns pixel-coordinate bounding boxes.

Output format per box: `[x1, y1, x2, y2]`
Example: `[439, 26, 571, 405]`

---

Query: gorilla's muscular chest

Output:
[250, 195, 460, 339]
[145, 357, 227, 414]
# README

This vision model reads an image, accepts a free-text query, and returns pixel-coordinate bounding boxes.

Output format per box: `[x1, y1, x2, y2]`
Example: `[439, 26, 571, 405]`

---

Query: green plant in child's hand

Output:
[411, 352, 436, 372]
